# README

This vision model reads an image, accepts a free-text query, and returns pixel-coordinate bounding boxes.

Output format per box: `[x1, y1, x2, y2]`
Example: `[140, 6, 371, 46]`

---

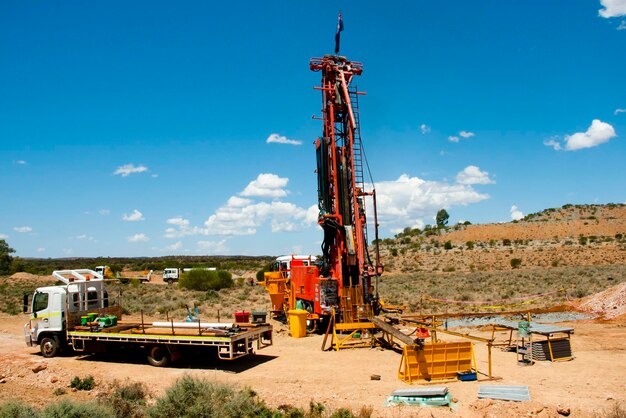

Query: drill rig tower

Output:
[262, 54, 383, 329]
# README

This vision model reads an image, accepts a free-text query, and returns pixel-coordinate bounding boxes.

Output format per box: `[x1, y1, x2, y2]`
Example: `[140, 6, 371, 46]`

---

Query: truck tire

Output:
[166, 278, 173, 285]
[147, 345, 170, 367]
[40, 336, 60, 358]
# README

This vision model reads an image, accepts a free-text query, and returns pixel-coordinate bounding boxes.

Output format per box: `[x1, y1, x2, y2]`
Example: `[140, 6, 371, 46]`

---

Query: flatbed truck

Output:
[24, 269, 272, 366]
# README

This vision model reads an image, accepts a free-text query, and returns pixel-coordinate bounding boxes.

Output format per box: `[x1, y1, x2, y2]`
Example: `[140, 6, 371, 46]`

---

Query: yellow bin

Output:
[288, 309, 308, 338]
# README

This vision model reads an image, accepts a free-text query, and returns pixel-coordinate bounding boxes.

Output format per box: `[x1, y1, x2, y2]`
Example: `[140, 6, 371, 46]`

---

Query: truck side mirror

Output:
[23, 293, 29, 313]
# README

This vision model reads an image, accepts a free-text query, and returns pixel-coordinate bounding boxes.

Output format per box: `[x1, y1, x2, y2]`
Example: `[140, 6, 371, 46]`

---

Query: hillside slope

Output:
[380, 203, 626, 274]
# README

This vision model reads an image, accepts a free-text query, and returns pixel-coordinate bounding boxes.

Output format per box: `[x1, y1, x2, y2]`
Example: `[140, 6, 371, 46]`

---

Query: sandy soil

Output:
[1, 311, 624, 417]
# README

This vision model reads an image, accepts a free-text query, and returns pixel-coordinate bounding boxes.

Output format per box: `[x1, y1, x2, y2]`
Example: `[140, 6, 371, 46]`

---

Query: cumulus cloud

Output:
[240, 173, 289, 198]
[544, 120, 617, 151]
[128, 233, 149, 242]
[370, 174, 489, 232]
[197, 240, 228, 254]
[455, 166, 495, 185]
[619, 20, 626, 29]
[543, 138, 562, 151]
[16, 160, 27, 165]
[615, 108, 626, 115]
[510, 205, 524, 221]
[564, 119, 617, 151]
[165, 241, 182, 251]
[204, 200, 308, 236]
[123, 209, 144, 221]
[36, 247, 45, 252]
[420, 124, 431, 134]
[0, 233, 8, 239]
[459, 131, 475, 138]
[448, 136, 459, 143]
[164, 216, 205, 238]
[14, 226, 32, 233]
[599, 0, 626, 18]
[266, 133, 302, 145]
[113, 164, 148, 177]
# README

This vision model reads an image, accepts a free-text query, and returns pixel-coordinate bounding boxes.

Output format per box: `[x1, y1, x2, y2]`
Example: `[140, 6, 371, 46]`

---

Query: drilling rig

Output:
[263, 54, 383, 329]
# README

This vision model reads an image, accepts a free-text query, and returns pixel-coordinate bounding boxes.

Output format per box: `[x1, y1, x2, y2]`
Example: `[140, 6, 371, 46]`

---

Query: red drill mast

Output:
[307, 54, 383, 323]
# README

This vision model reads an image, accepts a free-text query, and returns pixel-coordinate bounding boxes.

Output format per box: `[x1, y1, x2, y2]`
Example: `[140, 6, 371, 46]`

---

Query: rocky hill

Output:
[379, 203, 626, 274]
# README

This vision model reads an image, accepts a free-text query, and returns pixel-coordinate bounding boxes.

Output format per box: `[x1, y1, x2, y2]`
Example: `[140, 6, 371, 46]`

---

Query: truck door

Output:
[32, 291, 51, 330]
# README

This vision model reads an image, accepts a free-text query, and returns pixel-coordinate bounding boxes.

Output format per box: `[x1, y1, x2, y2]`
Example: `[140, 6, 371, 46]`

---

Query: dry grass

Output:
[378, 264, 626, 314]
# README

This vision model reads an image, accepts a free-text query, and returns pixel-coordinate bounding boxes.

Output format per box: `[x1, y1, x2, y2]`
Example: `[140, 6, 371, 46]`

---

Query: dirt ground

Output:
[1, 311, 624, 418]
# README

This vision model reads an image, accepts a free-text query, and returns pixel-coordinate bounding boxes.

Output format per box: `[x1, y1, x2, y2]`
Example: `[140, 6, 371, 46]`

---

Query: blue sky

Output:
[1, 1, 625, 258]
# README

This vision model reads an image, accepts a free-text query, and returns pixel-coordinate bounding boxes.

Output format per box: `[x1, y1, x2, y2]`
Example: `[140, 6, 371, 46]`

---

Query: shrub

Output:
[390, 248, 398, 257]
[179, 269, 233, 291]
[104, 381, 148, 418]
[466, 241, 474, 250]
[44, 400, 114, 418]
[444, 241, 453, 250]
[0, 401, 42, 418]
[502, 239, 511, 246]
[70, 375, 95, 391]
[148, 375, 270, 418]
[510, 258, 522, 269]
[579, 236, 588, 245]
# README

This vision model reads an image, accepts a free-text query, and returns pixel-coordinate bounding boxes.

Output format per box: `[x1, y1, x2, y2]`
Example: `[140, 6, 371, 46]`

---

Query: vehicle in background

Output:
[162, 267, 216, 285]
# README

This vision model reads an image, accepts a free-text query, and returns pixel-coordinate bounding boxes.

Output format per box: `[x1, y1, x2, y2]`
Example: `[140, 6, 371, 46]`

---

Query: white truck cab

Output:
[24, 269, 108, 357]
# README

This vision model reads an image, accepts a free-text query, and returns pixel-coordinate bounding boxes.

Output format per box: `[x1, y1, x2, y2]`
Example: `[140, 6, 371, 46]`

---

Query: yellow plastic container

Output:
[288, 309, 308, 338]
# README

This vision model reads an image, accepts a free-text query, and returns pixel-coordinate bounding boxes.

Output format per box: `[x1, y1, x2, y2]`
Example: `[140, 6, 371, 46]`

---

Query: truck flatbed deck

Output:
[68, 322, 273, 360]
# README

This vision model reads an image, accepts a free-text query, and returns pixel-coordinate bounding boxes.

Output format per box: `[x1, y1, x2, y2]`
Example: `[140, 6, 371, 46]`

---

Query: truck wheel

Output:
[147, 346, 170, 367]
[166, 278, 173, 285]
[40, 336, 59, 358]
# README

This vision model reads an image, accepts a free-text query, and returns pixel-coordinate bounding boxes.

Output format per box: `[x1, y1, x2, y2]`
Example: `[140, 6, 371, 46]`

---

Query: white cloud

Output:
[0, 233, 8, 239]
[543, 138, 562, 151]
[99, 209, 111, 216]
[420, 124, 431, 134]
[545, 120, 617, 151]
[240, 173, 289, 198]
[615, 108, 626, 115]
[459, 131, 475, 138]
[266, 133, 302, 146]
[305, 204, 319, 225]
[371, 174, 489, 232]
[165, 241, 182, 251]
[599, 0, 626, 18]
[196, 239, 228, 254]
[151, 174, 159, 178]
[128, 233, 149, 242]
[167, 217, 190, 227]
[74, 234, 95, 241]
[36, 247, 45, 252]
[510, 205, 524, 221]
[123, 209, 145, 221]
[164, 217, 205, 238]
[14, 226, 32, 233]
[619, 20, 626, 29]
[448, 136, 459, 143]
[564, 119, 617, 151]
[204, 200, 307, 236]
[455, 165, 495, 185]
[16, 160, 27, 165]
[113, 164, 148, 177]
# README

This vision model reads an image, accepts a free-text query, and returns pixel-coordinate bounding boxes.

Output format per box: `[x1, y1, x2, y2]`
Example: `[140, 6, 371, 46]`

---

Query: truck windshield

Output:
[33, 292, 49, 312]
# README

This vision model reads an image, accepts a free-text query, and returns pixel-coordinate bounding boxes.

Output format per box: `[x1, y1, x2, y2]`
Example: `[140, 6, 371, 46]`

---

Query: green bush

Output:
[70, 375, 95, 391]
[466, 241, 474, 250]
[510, 258, 522, 269]
[0, 401, 42, 418]
[444, 241, 453, 250]
[43, 400, 114, 418]
[179, 269, 233, 291]
[148, 375, 270, 418]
